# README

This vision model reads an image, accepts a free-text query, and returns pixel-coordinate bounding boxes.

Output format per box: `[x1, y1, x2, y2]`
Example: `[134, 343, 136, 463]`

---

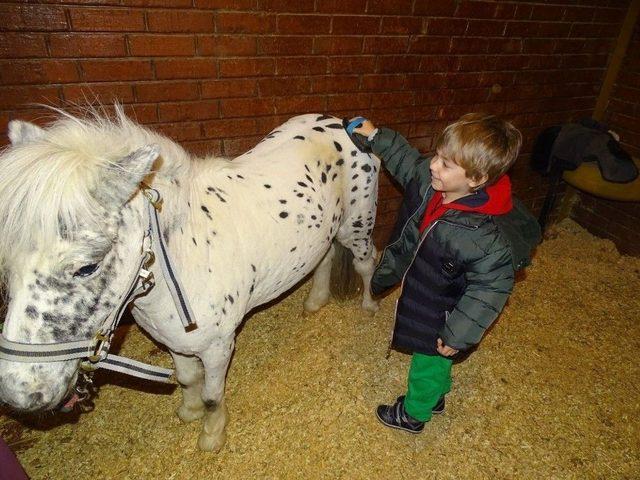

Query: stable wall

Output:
[0, 0, 633, 247]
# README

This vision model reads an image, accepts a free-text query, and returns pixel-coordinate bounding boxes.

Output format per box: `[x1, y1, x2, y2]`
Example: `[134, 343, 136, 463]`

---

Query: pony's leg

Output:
[170, 352, 206, 423]
[303, 243, 335, 313]
[353, 244, 379, 314]
[197, 338, 234, 452]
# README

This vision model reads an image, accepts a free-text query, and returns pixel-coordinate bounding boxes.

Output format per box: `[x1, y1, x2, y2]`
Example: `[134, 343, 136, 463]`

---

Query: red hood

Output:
[448, 174, 513, 215]
[419, 175, 513, 233]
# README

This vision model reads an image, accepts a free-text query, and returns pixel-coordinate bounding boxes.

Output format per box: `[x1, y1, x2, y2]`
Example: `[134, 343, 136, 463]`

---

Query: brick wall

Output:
[0, 0, 632, 248]
[570, 19, 640, 257]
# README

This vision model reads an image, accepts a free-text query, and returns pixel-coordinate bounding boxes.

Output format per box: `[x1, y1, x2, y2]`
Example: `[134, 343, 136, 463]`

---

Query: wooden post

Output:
[593, 0, 640, 121]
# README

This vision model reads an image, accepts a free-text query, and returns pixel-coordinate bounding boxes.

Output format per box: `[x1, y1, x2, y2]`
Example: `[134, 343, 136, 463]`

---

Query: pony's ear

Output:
[100, 145, 159, 206]
[8, 120, 46, 145]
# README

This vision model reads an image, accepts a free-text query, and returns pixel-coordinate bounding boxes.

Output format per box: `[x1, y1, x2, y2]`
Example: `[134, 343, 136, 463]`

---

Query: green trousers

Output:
[404, 353, 453, 422]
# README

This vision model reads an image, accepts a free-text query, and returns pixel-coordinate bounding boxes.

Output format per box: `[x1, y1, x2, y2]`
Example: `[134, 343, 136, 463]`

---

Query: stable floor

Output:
[2, 219, 639, 479]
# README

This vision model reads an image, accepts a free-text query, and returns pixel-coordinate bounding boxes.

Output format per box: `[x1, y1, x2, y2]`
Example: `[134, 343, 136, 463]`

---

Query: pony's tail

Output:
[329, 241, 360, 300]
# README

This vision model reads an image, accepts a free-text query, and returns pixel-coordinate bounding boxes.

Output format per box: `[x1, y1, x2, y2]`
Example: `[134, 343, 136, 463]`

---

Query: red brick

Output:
[129, 35, 196, 57]
[63, 83, 135, 104]
[593, 7, 626, 24]
[514, 4, 533, 20]
[201, 79, 257, 98]
[121, 0, 192, 6]
[537, 22, 571, 38]
[367, 0, 412, 15]
[219, 58, 275, 77]
[81, 59, 153, 81]
[311, 75, 360, 93]
[158, 101, 220, 122]
[135, 81, 200, 102]
[414, 1, 457, 16]
[530, 5, 566, 21]
[444, 72, 479, 88]
[313, 36, 363, 55]
[194, 0, 256, 8]
[466, 20, 507, 37]
[523, 39, 557, 54]
[257, 0, 314, 11]
[427, 18, 468, 36]
[494, 3, 517, 20]
[450, 37, 488, 54]
[216, 13, 276, 34]
[381, 16, 423, 35]
[276, 57, 327, 75]
[327, 93, 371, 111]
[199, 35, 257, 56]
[275, 95, 326, 114]
[554, 39, 586, 54]
[220, 97, 275, 117]
[487, 38, 522, 54]
[563, 7, 595, 22]
[417, 55, 453, 72]
[0, 5, 68, 31]
[378, 55, 421, 73]
[155, 122, 202, 142]
[50, 34, 127, 57]
[277, 15, 332, 34]
[120, 103, 158, 124]
[259, 77, 312, 96]
[0, 60, 79, 85]
[504, 21, 538, 37]
[363, 36, 408, 54]
[455, 1, 497, 19]
[202, 118, 260, 138]
[258, 36, 314, 55]
[409, 36, 451, 54]
[0, 86, 62, 109]
[223, 135, 263, 156]
[69, 8, 145, 32]
[316, 0, 367, 14]
[405, 73, 445, 90]
[155, 59, 217, 80]
[183, 139, 223, 158]
[332, 16, 380, 35]
[0, 33, 48, 58]
[147, 10, 215, 33]
[371, 91, 414, 108]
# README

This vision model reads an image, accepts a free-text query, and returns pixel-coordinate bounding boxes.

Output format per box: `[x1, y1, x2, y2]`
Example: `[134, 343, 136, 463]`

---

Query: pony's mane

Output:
[0, 105, 165, 272]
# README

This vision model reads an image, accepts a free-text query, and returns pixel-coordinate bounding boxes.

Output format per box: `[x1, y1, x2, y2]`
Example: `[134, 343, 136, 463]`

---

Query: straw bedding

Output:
[2, 219, 639, 479]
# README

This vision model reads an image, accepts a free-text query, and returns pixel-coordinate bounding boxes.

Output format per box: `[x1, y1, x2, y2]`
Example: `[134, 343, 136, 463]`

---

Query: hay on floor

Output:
[2, 219, 639, 479]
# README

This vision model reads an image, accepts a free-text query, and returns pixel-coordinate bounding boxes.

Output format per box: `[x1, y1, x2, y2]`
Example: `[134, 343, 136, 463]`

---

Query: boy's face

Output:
[430, 152, 485, 202]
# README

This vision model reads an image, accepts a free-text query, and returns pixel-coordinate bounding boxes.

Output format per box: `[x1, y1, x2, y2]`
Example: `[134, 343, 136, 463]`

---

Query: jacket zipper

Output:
[372, 186, 432, 281]
[385, 217, 479, 358]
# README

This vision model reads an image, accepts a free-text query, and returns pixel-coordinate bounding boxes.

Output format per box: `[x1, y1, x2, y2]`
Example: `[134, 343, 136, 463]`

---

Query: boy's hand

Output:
[351, 118, 377, 137]
[437, 338, 459, 357]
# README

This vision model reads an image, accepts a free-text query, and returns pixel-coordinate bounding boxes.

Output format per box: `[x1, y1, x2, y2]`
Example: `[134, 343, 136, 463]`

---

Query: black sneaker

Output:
[432, 395, 446, 415]
[375, 396, 425, 434]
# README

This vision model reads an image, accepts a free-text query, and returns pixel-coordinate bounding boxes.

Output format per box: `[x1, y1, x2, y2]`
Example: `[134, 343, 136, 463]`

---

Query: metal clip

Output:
[87, 332, 110, 363]
[142, 184, 163, 211]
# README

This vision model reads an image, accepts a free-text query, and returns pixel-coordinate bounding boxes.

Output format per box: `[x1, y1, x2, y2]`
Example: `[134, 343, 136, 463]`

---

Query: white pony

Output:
[0, 107, 379, 451]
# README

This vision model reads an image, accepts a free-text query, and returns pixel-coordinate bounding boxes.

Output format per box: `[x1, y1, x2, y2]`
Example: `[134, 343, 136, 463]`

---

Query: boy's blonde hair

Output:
[435, 113, 522, 189]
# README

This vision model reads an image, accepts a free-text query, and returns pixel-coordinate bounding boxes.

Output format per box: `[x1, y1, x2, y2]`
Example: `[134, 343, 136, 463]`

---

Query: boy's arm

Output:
[367, 128, 426, 188]
[439, 246, 515, 351]
[353, 120, 428, 188]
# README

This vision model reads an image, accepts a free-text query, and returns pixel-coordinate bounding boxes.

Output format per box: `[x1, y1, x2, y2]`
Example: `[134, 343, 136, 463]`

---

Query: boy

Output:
[352, 113, 541, 433]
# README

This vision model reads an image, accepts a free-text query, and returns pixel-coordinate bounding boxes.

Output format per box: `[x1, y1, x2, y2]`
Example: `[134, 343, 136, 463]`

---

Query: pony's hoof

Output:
[198, 430, 226, 452]
[177, 404, 206, 423]
[362, 301, 379, 316]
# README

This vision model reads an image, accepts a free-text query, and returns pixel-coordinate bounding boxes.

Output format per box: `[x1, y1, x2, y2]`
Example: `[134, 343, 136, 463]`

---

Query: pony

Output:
[0, 107, 380, 451]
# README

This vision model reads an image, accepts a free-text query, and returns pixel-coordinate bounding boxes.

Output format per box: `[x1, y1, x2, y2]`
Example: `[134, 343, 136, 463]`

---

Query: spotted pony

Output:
[0, 109, 379, 451]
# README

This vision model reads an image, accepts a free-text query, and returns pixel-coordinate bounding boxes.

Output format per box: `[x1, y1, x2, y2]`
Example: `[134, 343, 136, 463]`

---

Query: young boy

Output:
[352, 113, 541, 433]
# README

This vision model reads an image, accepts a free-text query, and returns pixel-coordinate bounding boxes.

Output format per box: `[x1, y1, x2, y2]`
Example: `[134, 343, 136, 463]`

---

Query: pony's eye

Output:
[73, 263, 99, 278]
